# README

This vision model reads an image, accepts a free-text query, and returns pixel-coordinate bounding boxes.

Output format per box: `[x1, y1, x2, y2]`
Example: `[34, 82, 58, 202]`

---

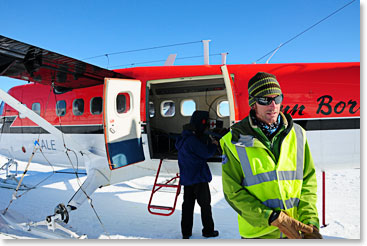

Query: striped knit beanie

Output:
[248, 72, 282, 106]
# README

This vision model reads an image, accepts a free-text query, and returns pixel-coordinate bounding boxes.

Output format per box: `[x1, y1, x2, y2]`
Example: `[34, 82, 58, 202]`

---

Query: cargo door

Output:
[103, 78, 145, 169]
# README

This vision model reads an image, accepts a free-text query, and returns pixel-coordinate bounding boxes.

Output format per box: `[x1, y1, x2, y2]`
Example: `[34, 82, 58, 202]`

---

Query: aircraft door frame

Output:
[221, 65, 237, 125]
[103, 78, 145, 170]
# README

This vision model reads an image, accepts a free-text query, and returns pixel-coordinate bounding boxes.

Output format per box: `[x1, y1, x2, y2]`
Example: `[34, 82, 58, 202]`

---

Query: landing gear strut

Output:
[46, 203, 70, 225]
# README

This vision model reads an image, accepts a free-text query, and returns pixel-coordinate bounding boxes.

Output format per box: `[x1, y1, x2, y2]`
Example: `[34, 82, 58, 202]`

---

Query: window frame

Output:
[56, 100, 67, 117]
[31, 102, 41, 116]
[217, 100, 230, 118]
[180, 99, 196, 116]
[160, 100, 175, 117]
[116, 92, 131, 115]
[149, 101, 155, 118]
[72, 98, 85, 116]
[90, 97, 103, 115]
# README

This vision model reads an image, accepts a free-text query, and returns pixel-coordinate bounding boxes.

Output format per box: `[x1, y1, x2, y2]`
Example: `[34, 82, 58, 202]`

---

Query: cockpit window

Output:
[0, 101, 4, 116]
[32, 103, 41, 115]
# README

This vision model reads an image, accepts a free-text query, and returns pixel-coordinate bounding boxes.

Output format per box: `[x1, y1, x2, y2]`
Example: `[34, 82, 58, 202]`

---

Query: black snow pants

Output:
[181, 182, 214, 237]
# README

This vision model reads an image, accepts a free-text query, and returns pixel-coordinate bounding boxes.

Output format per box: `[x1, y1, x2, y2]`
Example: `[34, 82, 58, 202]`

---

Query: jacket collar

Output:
[231, 111, 292, 143]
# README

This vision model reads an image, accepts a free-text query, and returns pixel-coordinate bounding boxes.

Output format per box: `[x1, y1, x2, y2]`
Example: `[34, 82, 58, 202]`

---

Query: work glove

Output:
[302, 225, 323, 239]
[270, 211, 314, 239]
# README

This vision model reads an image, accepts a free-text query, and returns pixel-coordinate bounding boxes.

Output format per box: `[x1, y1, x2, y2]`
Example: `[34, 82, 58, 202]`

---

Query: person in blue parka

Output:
[175, 110, 219, 239]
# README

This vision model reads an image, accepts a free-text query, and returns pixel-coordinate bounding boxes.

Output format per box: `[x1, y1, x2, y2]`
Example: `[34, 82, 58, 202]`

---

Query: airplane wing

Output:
[0, 35, 128, 89]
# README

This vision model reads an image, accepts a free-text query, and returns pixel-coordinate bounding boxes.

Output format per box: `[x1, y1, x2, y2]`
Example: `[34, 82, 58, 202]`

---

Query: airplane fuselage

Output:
[0, 36, 360, 232]
[0, 62, 360, 175]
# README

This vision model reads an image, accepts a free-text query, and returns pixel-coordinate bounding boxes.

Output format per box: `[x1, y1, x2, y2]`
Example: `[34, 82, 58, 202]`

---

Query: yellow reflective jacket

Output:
[220, 112, 319, 239]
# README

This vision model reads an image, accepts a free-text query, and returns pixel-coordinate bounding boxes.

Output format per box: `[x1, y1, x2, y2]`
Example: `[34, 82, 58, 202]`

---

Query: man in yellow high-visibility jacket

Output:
[220, 72, 322, 239]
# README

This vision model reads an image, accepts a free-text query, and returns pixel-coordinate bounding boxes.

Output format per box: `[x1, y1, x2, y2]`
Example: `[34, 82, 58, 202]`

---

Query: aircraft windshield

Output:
[0, 101, 4, 116]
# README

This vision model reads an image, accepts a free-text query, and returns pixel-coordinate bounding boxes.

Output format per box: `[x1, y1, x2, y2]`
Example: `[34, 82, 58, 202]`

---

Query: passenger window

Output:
[91, 97, 102, 115]
[181, 99, 196, 116]
[116, 93, 130, 114]
[218, 100, 229, 117]
[56, 100, 66, 116]
[32, 103, 41, 115]
[161, 100, 175, 117]
[73, 99, 84, 116]
[149, 101, 155, 118]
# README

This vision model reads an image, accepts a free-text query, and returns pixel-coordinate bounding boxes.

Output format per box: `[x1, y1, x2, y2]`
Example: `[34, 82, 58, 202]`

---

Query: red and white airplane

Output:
[0, 35, 360, 237]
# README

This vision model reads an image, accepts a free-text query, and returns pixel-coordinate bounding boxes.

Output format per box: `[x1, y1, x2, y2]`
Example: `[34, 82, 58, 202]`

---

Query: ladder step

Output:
[147, 159, 181, 216]
[149, 205, 173, 211]
[155, 183, 180, 188]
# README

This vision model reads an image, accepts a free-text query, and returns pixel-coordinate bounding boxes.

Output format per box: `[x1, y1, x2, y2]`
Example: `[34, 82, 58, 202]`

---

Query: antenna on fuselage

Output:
[202, 40, 211, 65]
[164, 54, 177, 66]
[221, 53, 228, 65]
[266, 43, 282, 64]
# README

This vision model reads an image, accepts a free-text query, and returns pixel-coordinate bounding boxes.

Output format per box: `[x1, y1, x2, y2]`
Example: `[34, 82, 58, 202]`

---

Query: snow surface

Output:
[0, 154, 361, 240]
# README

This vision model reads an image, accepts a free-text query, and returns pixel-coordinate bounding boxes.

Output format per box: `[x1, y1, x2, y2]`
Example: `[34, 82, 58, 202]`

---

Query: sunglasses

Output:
[254, 94, 283, 106]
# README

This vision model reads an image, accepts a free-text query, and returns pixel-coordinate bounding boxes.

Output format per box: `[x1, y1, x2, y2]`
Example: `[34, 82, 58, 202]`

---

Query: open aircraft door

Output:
[103, 78, 145, 170]
[221, 65, 238, 125]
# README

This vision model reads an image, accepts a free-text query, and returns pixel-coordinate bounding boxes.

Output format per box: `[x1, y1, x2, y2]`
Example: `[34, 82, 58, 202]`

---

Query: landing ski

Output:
[0, 209, 86, 239]
[0, 176, 33, 190]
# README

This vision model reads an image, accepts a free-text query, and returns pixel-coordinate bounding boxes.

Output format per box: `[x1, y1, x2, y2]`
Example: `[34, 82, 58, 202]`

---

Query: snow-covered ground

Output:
[0, 155, 360, 240]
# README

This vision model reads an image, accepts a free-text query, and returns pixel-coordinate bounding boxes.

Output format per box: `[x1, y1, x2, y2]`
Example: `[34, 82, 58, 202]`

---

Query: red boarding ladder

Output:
[148, 159, 181, 216]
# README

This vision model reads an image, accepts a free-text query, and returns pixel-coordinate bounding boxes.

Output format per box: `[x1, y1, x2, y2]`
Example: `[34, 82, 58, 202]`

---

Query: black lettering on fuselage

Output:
[316, 95, 360, 115]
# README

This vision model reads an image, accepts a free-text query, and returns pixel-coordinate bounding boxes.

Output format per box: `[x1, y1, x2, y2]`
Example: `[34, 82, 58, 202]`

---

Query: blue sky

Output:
[0, 0, 360, 92]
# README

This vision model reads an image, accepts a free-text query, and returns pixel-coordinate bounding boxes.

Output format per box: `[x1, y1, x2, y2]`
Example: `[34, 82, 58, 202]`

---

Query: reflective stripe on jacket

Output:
[220, 113, 319, 238]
